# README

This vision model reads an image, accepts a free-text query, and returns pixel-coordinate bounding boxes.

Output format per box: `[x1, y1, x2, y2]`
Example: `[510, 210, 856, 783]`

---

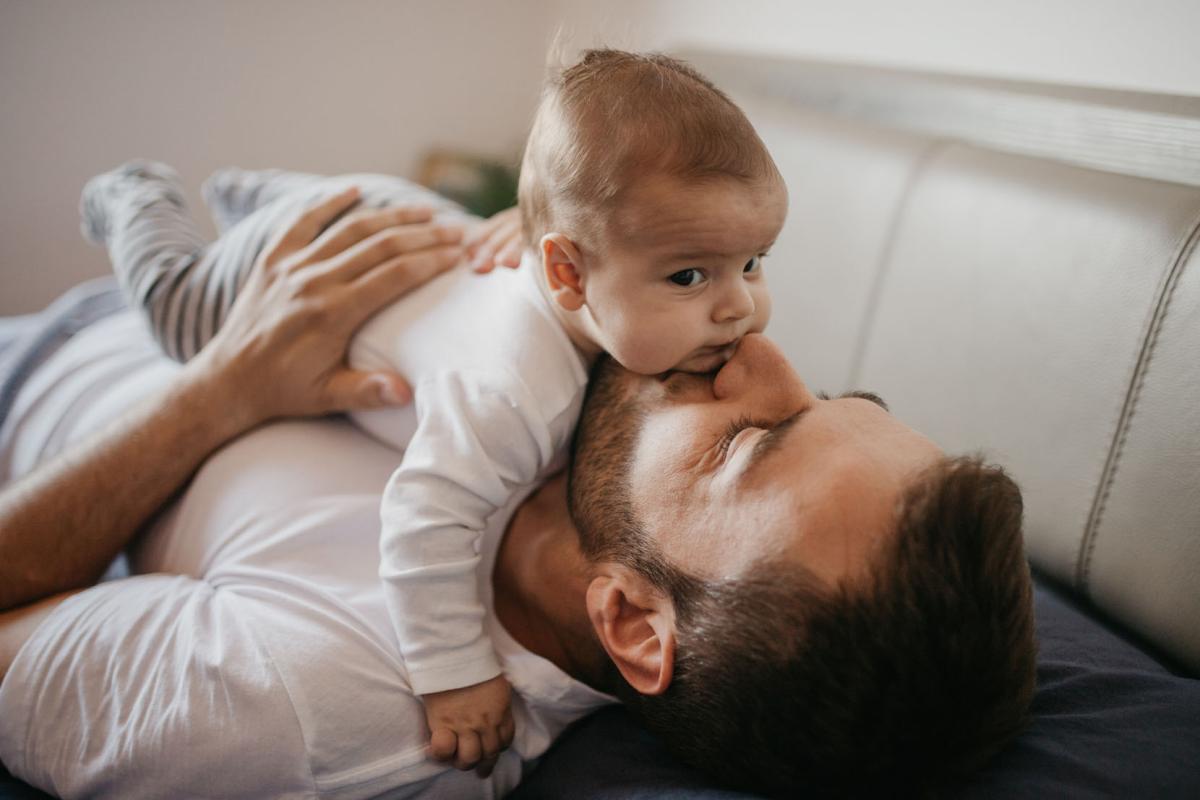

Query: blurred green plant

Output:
[418, 151, 519, 218]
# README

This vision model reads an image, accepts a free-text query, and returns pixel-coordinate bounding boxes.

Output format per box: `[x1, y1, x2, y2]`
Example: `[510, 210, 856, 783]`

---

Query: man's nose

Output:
[713, 333, 809, 407]
[712, 279, 756, 324]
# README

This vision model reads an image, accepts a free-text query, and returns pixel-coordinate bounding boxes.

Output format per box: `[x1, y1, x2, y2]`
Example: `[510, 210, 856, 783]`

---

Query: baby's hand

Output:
[423, 674, 516, 777]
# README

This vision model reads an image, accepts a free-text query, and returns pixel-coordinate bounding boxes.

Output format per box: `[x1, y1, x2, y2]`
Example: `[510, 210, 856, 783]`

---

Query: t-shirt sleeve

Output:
[380, 369, 553, 696]
[0, 575, 316, 800]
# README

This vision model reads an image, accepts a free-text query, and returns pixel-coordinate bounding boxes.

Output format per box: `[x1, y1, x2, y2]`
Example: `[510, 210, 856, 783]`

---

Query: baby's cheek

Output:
[607, 320, 690, 374]
[619, 336, 684, 374]
[752, 286, 773, 332]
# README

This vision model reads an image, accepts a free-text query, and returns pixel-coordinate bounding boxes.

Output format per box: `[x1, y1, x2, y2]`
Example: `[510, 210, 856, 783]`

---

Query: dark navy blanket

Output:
[512, 579, 1200, 799]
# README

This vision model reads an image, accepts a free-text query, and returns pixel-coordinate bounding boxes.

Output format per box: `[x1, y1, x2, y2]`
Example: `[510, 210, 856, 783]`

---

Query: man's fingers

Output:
[469, 220, 524, 272]
[463, 215, 502, 252]
[453, 730, 482, 771]
[264, 187, 361, 265]
[496, 236, 524, 268]
[304, 205, 435, 265]
[429, 728, 458, 762]
[321, 370, 412, 413]
[318, 223, 463, 285]
[348, 244, 462, 318]
[468, 234, 503, 273]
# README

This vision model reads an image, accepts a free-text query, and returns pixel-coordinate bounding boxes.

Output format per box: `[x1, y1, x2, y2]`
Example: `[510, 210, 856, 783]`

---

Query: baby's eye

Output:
[744, 255, 763, 274]
[669, 268, 704, 287]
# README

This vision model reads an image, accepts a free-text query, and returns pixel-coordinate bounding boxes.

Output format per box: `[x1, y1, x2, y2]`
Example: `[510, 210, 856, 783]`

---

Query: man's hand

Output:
[464, 206, 524, 273]
[0, 188, 462, 613]
[422, 674, 516, 778]
[192, 187, 464, 430]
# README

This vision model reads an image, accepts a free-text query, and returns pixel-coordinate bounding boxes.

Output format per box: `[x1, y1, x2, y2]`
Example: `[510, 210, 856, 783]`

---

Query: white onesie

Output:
[349, 251, 589, 695]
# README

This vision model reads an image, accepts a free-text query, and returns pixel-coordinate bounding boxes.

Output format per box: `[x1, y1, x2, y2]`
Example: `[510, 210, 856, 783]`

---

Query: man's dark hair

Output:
[574, 407, 1037, 797]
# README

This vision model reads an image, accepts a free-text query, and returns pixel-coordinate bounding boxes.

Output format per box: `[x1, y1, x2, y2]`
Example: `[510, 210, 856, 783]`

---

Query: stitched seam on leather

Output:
[846, 139, 949, 389]
[1075, 207, 1200, 591]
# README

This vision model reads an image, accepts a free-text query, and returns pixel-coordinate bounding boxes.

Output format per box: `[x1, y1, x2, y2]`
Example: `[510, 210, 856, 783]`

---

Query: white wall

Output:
[0, 0, 551, 313]
[550, 0, 1200, 96]
[4, 0, 1198, 313]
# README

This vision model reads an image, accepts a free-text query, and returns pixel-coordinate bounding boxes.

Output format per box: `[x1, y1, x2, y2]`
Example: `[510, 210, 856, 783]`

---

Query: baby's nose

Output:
[713, 281, 756, 323]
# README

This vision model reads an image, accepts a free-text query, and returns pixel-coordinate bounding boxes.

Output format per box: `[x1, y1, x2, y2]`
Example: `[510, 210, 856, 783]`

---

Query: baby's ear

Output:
[540, 233, 586, 311]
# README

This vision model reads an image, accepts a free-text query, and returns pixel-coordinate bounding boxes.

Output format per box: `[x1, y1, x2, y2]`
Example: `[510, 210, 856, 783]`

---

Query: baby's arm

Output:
[381, 370, 553, 772]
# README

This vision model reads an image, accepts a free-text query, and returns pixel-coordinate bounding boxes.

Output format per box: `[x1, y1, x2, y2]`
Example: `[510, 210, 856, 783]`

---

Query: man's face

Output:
[573, 334, 942, 587]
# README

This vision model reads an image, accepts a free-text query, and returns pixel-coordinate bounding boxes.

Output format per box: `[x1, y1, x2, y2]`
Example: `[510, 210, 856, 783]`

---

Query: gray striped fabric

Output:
[0, 277, 125, 438]
[81, 162, 476, 362]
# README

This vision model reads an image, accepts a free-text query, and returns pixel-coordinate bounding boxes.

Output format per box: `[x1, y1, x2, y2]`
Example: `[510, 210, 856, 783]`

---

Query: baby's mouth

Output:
[681, 341, 737, 372]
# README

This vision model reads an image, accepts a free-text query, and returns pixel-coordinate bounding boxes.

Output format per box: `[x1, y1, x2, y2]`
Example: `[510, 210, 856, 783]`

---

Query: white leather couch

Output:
[689, 51, 1200, 676]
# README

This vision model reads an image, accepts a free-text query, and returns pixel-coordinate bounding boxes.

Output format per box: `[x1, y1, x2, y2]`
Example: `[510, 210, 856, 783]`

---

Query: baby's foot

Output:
[201, 167, 322, 232]
[202, 166, 266, 233]
[80, 160, 185, 245]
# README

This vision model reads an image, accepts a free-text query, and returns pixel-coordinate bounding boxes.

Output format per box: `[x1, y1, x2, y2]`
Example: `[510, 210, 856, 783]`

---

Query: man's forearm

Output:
[0, 363, 252, 610]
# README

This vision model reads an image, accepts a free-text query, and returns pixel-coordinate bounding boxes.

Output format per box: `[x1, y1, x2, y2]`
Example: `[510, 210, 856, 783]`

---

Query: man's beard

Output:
[566, 355, 685, 699]
[567, 355, 646, 563]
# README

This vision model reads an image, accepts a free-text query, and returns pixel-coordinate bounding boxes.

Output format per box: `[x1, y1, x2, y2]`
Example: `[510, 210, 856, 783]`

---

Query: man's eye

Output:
[718, 416, 758, 459]
[669, 268, 703, 287]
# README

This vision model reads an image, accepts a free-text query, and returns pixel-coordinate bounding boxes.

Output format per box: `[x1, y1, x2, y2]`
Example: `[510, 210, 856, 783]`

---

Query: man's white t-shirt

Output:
[0, 312, 613, 799]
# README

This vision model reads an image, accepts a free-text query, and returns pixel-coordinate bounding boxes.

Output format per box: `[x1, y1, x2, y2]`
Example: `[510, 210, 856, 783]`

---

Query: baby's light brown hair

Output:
[518, 48, 780, 254]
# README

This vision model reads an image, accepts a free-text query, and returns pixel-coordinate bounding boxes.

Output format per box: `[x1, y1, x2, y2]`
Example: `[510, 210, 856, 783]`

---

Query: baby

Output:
[82, 49, 788, 771]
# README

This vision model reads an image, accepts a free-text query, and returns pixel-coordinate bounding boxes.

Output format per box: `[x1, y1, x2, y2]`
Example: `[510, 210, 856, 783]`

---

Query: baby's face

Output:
[584, 173, 787, 374]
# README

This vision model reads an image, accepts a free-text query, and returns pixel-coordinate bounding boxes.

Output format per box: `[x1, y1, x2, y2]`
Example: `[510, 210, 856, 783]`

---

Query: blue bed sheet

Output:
[510, 579, 1200, 798]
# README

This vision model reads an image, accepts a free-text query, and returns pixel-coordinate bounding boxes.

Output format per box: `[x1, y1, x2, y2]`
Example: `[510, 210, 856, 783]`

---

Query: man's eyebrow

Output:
[817, 389, 890, 412]
[839, 390, 889, 412]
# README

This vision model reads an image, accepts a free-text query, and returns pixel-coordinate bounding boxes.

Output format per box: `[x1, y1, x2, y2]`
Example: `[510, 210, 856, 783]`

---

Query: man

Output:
[566, 339, 1036, 795]
[0, 195, 1035, 798]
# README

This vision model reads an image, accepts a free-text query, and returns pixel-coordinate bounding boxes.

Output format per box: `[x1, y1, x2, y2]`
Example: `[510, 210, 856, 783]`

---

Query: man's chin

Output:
[591, 353, 635, 392]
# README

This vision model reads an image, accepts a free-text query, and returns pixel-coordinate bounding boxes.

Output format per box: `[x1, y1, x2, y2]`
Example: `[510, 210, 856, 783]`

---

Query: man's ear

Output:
[586, 568, 676, 695]
[540, 233, 586, 312]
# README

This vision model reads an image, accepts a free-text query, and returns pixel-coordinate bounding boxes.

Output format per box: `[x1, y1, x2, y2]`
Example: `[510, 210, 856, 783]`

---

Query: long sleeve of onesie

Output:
[380, 367, 560, 695]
